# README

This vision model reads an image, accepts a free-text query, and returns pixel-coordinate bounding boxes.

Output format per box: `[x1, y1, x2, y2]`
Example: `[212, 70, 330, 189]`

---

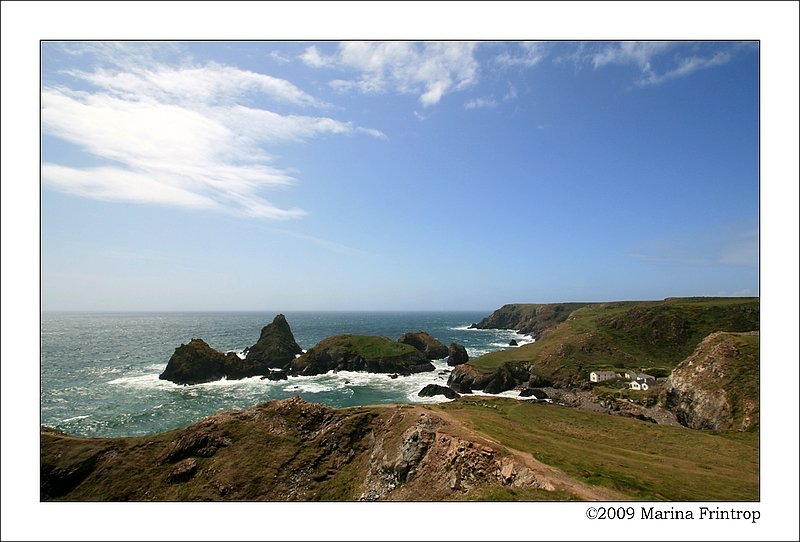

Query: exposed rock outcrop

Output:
[159, 339, 243, 385]
[519, 388, 548, 400]
[447, 364, 494, 393]
[447, 362, 529, 394]
[663, 331, 759, 431]
[42, 398, 556, 502]
[418, 384, 460, 400]
[290, 334, 435, 376]
[446, 342, 469, 367]
[509, 339, 518, 346]
[398, 331, 449, 360]
[160, 315, 303, 384]
[245, 314, 303, 369]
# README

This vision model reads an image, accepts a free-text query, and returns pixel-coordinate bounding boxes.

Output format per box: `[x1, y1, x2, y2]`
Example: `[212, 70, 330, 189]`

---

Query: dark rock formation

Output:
[509, 339, 518, 346]
[447, 362, 530, 394]
[418, 384, 460, 400]
[398, 331, 449, 360]
[446, 342, 469, 366]
[245, 314, 303, 370]
[159, 339, 241, 385]
[447, 364, 494, 392]
[262, 370, 288, 381]
[290, 334, 435, 376]
[166, 458, 198, 484]
[160, 315, 303, 384]
[483, 363, 530, 394]
[519, 388, 549, 400]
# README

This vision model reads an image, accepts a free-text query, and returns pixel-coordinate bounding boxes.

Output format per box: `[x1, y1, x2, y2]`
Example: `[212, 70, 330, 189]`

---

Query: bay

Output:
[40, 311, 532, 437]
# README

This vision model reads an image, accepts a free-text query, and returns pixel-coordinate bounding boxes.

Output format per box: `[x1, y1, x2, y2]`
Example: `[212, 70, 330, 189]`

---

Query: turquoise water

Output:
[41, 311, 533, 437]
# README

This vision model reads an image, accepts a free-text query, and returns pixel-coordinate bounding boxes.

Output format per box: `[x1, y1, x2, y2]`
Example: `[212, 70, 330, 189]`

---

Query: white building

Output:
[629, 378, 654, 391]
[590, 371, 617, 383]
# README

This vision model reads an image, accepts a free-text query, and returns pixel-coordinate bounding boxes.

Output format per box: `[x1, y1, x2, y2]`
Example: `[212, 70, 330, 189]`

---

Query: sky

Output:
[40, 40, 760, 311]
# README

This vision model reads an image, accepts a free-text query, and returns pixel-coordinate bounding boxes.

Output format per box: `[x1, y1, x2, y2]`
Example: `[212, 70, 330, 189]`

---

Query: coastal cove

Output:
[41, 311, 533, 438]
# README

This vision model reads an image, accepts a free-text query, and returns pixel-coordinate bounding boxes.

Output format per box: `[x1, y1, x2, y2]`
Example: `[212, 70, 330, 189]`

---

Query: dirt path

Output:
[423, 405, 630, 501]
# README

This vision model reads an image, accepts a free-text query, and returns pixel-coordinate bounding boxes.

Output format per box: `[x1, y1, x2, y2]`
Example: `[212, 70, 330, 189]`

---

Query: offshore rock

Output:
[159, 339, 241, 385]
[418, 384, 460, 400]
[245, 314, 303, 370]
[398, 331, 449, 360]
[291, 334, 435, 376]
[446, 342, 469, 367]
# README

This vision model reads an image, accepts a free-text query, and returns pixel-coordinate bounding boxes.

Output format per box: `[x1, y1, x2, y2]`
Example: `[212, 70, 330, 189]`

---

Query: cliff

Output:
[663, 331, 759, 431]
[467, 297, 759, 389]
[41, 395, 759, 501]
[471, 303, 590, 337]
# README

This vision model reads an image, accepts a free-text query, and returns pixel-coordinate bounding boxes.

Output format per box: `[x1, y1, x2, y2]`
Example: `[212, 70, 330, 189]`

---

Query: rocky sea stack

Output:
[291, 334, 435, 376]
[160, 314, 303, 385]
[446, 342, 469, 367]
[245, 314, 303, 369]
[159, 339, 241, 385]
[397, 331, 449, 360]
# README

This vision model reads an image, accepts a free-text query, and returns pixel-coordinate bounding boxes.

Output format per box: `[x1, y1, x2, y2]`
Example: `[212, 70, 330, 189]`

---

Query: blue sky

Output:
[40, 41, 759, 311]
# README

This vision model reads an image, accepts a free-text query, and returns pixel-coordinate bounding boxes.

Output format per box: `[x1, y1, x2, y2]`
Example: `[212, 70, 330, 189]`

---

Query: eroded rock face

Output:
[663, 331, 759, 431]
[245, 314, 303, 370]
[446, 343, 469, 367]
[398, 331, 449, 360]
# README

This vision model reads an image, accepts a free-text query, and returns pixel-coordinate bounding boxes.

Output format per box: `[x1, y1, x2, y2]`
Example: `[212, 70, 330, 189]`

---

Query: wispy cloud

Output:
[630, 227, 758, 267]
[464, 97, 497, 110]
[303, 42, 479, 107]
[42, 58, 384, 219]
[495, 42, 547, 68]
[637, 51, 732, 87]
[586, 41, 736, 87]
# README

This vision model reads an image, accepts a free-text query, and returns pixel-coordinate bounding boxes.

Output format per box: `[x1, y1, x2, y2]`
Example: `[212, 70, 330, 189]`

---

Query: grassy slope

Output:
[436, 397, 758, 501]
[469, 297, 759, 383]
[315, 334, 419, 359]
[43, 395, 759, 502]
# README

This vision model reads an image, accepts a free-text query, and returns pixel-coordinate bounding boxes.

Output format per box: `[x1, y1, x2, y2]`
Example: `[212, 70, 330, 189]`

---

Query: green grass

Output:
[469, 297, 759, 384]
[322, 334, 419, 359]
[436, 397, 758, 501]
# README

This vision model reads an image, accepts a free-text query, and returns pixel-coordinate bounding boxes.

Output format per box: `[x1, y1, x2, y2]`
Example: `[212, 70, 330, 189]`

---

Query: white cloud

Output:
[67, 63, 327, 108]
[42, 62, 383, 219]
[309, 42, 479, 107]
[495, 42, 546, 68]
[588, 41, 735, 87]
[300, 45, 330, 68]
[464, 97, 497, 110]
[637, 51, 732, 87]
[591, 41, 673, 72]
[269, 50, 291, 64]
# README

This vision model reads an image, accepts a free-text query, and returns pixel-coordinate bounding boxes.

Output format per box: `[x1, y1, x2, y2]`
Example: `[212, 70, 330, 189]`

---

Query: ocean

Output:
[41, 311, 533, 438]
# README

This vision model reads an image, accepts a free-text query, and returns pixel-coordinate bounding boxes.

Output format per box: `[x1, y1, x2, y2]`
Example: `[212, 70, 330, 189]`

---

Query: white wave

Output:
[449, 325, 475, 331]
[61, 415, 90, 423]
[108, 373, 176, 389]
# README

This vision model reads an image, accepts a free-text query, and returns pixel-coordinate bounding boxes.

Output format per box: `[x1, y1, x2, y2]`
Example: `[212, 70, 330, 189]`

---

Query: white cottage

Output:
[590, 371, 617, 383]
